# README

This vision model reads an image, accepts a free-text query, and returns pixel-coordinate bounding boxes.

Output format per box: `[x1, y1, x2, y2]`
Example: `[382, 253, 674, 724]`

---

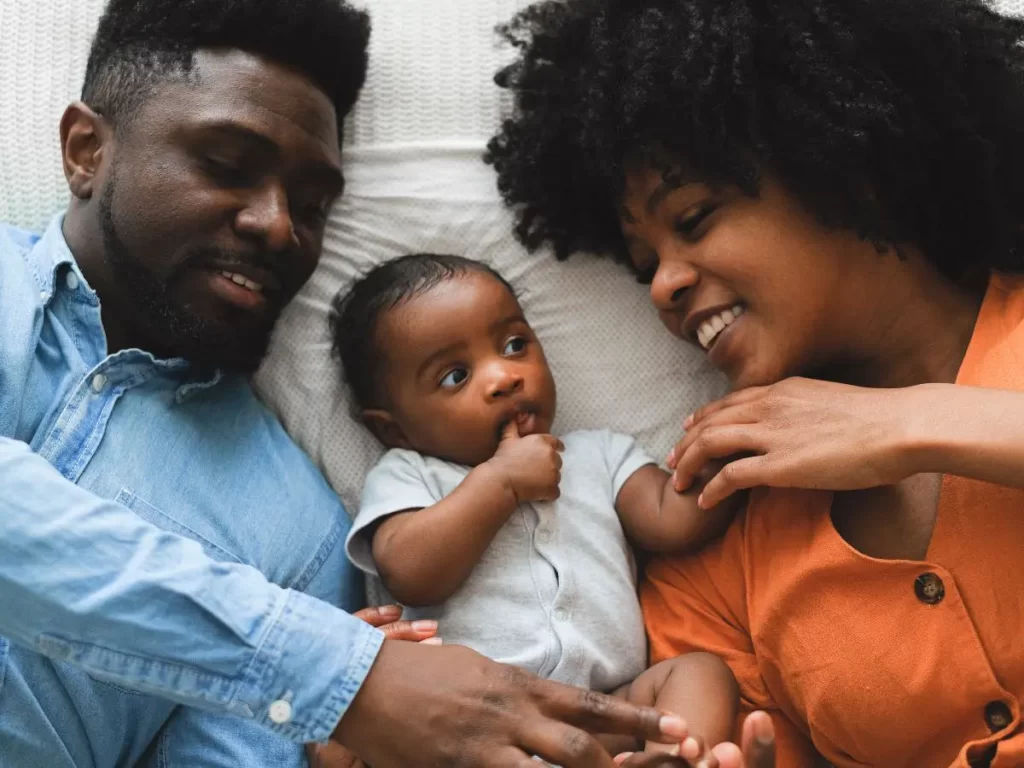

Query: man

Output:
[0, 1, 686, 766]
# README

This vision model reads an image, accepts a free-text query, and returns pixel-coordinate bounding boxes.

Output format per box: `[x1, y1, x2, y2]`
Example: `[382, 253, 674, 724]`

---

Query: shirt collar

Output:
[31, 214, 87, 302]
[33, 212, 228, 402]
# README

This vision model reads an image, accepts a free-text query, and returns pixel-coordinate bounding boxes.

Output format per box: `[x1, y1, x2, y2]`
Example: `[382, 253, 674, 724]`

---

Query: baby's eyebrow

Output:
[489, 313, 528, 332]
[415, 341, 464, 379]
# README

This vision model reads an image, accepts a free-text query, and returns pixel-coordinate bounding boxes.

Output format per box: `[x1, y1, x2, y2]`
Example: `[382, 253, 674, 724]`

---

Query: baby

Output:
[331, 254, 740, 762]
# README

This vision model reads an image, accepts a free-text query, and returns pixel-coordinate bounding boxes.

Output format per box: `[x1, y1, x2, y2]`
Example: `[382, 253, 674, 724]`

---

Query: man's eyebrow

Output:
[196, 122, 280, 154]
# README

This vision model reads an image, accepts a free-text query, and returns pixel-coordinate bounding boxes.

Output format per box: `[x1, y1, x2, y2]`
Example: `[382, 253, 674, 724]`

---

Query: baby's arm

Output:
[615, 464, 743, 554]
[623, 653, 739, 762]
[372, 424, 563, 607]
[371, 462, 519, 607]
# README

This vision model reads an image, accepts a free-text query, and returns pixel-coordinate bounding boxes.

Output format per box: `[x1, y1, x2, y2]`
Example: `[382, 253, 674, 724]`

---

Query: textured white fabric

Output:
[347, 430, 651, 693]
[4, 0, 1021, 511]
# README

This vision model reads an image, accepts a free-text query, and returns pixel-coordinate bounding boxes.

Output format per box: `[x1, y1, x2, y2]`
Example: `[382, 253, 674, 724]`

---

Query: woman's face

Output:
[619, 168, 889, 390]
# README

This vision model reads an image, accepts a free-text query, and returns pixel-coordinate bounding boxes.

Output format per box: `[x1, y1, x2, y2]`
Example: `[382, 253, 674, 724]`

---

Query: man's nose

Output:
[234, 183, 299, 254]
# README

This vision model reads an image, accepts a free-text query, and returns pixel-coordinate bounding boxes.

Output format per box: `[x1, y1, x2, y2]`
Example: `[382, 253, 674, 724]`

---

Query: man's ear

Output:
[60, 102, 111, 200]
[362, 409, 412, 450]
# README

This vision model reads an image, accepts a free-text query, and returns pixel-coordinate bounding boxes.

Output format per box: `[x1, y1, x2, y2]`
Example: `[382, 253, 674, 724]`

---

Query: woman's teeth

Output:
[697, 305, 745, 350]
[220, 271, 263, 293]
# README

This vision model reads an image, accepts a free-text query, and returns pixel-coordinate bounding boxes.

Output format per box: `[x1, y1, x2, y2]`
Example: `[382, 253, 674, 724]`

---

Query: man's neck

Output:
[62, 211, 133, 354]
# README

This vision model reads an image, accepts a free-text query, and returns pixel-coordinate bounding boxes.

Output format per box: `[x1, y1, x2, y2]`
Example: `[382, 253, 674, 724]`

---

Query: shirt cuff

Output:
[241, 589, 384, 743]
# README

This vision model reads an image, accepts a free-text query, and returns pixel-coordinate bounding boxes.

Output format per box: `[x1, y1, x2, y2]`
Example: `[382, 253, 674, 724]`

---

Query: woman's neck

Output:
[825, 255, 987, 390]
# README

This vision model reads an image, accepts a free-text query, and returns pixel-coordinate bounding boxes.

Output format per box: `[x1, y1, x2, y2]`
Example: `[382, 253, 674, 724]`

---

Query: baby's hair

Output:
[330, 253, 516, 410]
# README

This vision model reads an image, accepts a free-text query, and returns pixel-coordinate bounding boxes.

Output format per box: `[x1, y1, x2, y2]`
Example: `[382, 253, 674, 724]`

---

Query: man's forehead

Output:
[150, 49, 340, 152]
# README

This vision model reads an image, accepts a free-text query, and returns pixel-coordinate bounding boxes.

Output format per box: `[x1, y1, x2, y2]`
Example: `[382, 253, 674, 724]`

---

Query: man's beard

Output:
[98, 180, 279, 374]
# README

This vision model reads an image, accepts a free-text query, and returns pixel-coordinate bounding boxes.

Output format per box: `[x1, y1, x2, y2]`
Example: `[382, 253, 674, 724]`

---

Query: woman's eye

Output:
[439, 368, 469, 388]
[674, 204, 715, 238]
[503, 337, 527, 355]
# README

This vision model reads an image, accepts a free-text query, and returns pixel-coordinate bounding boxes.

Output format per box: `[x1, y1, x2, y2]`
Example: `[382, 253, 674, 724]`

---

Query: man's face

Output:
[94, 50, 343, 372]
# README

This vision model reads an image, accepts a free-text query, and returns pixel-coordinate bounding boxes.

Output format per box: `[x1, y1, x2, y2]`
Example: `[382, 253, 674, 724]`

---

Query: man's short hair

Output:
[82, 0, 371, 134]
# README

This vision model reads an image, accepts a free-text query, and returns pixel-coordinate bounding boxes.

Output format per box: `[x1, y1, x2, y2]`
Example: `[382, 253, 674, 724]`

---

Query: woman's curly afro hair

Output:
[485, 0, 1024, 280]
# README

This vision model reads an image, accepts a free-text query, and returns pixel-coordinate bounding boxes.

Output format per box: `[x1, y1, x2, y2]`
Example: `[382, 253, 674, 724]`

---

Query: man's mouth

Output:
[201, 260, 283, 313]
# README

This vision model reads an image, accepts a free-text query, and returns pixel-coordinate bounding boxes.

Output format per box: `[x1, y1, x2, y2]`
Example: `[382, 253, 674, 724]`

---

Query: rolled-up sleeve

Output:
[0, 436, 383, 743]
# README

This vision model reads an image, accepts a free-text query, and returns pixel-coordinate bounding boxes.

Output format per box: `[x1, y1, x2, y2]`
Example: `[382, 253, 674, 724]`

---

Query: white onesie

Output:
[346, 429, 655, 692]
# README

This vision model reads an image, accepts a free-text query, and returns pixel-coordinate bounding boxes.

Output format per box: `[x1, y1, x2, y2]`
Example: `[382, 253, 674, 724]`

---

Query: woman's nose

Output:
[649, 259, 698, 312]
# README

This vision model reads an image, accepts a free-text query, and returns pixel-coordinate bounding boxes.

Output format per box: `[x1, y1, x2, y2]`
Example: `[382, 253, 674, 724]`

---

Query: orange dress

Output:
[642, 274, 1024, 768]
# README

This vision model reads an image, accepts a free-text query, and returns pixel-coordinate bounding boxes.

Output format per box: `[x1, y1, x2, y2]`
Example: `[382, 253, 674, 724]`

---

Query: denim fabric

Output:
[0, 217, 382, 767]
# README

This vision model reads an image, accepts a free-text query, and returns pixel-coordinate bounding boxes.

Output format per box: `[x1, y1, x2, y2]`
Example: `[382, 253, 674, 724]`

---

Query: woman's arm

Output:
[666, 378, 1024, 509]
[908, 383, 1024, 488]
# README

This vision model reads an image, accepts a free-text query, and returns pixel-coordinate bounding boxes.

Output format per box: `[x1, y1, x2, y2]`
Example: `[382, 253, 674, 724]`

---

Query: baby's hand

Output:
[486, 421, 564, 504]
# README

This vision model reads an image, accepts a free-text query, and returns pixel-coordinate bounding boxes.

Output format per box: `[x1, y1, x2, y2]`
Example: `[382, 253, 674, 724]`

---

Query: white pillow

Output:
[253, 0, 725, 512]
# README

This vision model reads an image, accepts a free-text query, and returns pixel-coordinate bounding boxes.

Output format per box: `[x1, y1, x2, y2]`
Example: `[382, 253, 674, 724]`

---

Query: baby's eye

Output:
[439, 368, 469, 388]
[503, 337, 527, 355]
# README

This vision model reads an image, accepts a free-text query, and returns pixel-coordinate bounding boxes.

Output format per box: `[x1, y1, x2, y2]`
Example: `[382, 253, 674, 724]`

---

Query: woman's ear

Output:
[362, 409, 412, 450]
[60, 102, 111, 200]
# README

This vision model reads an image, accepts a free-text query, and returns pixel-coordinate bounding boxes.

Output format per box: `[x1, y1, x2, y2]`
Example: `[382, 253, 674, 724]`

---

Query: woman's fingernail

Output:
[684, 414, 695, 429]
[697, 493, 706, 509]
[377, 605, 402, 618]
[754, 713, 774, 744]
[659, 715, 687, 737]
[412, 620, 438, 632]
[666, 448, 676, 465]
[421, 636, 443, 645]
[614, 753, 634, 765]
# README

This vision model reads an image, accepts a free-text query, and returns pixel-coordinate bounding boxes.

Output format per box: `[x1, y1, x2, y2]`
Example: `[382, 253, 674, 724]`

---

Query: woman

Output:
[486, 0, 1024, 766]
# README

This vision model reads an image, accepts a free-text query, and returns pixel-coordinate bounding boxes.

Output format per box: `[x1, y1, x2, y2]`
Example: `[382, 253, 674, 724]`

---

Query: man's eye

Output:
[204, 157, 249, 185]
[439, 368, 469, 388]
[503, 337, 527, 355]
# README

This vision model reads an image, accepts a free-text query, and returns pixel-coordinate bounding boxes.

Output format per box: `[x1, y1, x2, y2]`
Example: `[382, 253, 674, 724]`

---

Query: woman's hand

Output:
[615, 711, 776, 768]
[305, 605, 439, 768]
[667, 378, 922, 509]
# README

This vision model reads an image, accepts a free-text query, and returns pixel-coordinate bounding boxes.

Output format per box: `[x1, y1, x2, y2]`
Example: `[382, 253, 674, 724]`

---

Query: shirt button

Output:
[554, 608, 569, 622]
[268, 699, 293, 724]
[537, 529, 552, 544]
[91, 374, 108, 393]
[984, 700, 1013, 732]
[914, 572, 945, 605]
[66, 272, 80, 291]
[39, 291, 50, 302]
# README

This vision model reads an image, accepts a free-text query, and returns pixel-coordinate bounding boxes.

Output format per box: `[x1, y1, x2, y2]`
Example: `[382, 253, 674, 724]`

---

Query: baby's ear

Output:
[362, 409, 411, 450]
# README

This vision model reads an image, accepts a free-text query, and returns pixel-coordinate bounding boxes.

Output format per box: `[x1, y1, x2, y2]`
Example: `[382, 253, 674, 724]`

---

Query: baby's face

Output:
[371, 271, 557, 466]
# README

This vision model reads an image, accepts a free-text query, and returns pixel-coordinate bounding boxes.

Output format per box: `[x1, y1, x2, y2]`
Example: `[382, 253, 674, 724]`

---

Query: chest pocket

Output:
[114, 489, 244, 566]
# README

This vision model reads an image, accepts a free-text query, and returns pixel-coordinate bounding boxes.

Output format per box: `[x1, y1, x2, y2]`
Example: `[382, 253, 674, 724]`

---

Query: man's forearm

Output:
[0, 436, 382, 743]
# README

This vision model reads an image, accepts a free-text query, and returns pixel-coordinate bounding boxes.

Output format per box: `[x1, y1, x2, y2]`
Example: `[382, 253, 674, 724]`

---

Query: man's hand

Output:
[485, 421, 564, 504]
[615, 712, 776, 768]
[306, 606, 441, 767]
[334, 640, 689, 768]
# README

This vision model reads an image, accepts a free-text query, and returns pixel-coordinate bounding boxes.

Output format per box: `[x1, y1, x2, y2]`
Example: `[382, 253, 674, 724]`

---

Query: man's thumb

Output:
[501, 419, 520, 441]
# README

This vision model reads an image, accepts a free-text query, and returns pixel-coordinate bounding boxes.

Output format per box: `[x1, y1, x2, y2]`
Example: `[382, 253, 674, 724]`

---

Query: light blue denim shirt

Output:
[0, 216, 383, 767]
